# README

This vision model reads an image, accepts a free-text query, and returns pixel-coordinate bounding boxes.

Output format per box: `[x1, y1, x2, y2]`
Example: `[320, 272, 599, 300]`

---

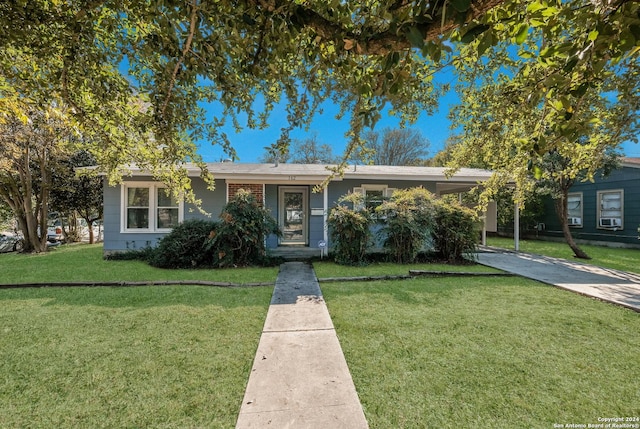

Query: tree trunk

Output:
[554, 187, 590, 259]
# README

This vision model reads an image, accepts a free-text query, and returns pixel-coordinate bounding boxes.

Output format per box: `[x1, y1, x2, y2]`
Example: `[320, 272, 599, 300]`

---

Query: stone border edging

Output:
[0, 281, 274, 289]
[318, 270, 513, 283]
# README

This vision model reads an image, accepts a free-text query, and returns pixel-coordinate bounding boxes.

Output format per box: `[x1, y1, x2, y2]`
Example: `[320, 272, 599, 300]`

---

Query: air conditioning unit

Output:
[567, 217, 582, 226]
[599, 217, 622, 228]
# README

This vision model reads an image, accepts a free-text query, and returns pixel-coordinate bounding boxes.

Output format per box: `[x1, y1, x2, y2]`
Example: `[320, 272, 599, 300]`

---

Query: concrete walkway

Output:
[236, 262, 368, 429]
[477, 247, 640, 311]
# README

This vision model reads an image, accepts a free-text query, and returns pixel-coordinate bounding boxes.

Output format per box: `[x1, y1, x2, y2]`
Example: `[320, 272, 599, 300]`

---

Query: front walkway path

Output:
[235, 262, 369, 429]
[477, 247, 640, 311]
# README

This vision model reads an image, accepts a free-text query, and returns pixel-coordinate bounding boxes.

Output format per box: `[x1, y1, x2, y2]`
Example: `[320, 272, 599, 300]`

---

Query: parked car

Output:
[47, 215, 103, 243]
[47, 219, 64, 243]
[0, 232, 24, 253]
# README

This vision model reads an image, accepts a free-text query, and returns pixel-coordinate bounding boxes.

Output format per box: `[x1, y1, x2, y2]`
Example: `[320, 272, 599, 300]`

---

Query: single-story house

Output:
[537, 157, 640, 247]
[102, 163, 499, 255]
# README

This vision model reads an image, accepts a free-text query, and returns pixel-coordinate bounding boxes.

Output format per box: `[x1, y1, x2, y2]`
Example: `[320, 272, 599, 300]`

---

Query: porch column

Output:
[514, 201, 520, 252]
[323, 186, 328, 243]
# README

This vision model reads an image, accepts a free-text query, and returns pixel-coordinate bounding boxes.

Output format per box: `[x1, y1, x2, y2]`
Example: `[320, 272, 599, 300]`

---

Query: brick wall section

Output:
[228, 184, 264, 204]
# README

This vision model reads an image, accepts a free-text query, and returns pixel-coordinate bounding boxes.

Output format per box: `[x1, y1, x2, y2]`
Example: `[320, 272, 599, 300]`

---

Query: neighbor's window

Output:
[597, 189, 623, 229]
[122, 183, 183, 232]
[567, 193, 583, 227]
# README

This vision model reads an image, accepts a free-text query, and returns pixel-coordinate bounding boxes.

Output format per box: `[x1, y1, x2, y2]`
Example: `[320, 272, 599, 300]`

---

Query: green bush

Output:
[104, 246, 155, 262]
[328, 193, 373, 265]
[206, 189, 280, 267]
[376, 187, 436, 264]
[431, 200, 479, 263]
[149, 219, 218, 268]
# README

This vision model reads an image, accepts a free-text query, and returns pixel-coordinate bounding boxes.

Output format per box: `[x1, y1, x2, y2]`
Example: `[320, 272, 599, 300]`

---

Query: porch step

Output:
[269, 246, 325, 261]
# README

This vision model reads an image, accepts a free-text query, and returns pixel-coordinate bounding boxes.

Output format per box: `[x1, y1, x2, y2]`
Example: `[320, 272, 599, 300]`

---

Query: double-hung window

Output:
[567, 193, 583, 228]
[597, 189, 623, 229]
[122, 183, 183, 232]
[353, 185, 396, 211]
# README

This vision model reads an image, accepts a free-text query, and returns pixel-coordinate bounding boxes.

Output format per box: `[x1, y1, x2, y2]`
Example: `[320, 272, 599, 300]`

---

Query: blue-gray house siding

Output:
[102, 163, 496, 254]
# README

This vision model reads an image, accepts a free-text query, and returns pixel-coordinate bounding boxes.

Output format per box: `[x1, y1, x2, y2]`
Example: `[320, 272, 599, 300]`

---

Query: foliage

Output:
[328, 192, 373, 266]
[449, 4, 639, 258]
[363, 127, 430, 166]
[376, 187, 436, 263]
[431, 199, 479, 262]
[206, 189, 280, 268]
[104, 246, 156, 262]
[50, 150, 104, 243]
[494, 187, 545, 233]
[0, 104, 75, 252]
[1, 0, 637, 201]
[148, 219, 218, 269]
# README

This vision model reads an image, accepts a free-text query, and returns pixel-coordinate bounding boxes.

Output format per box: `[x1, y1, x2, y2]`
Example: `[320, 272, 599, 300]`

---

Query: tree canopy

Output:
[1, 0, 638, 197]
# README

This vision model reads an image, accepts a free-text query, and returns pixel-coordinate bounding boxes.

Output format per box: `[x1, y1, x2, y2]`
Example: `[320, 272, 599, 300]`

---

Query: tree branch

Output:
[160, 0, 200, 118]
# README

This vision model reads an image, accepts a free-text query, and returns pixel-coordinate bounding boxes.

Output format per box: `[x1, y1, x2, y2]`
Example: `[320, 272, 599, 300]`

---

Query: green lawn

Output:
[323, 277, 640, 428]
[0, 243, 279, 284]
[3, 243, 639, 428]
[0, 285, 273, 428]
[487, 236, 640, 274]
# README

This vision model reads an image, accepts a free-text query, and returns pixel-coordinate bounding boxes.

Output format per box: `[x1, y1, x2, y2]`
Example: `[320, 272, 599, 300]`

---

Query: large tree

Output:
[449, 32, 639, 258]
[363, 127, 430, 165]
[0, 0, 637, 198]
[260, 133, 337, 164]
[0, 105, 74, 252]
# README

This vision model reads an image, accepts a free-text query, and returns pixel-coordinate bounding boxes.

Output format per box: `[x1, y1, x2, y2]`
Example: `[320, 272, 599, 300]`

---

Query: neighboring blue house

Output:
[538, 158, 640, 247]
[102, 163, 498, 255]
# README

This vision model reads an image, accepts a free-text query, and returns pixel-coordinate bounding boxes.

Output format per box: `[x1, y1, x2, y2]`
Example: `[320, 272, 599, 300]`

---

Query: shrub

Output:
[206, 189, 280, 267]
[431, 199, 479, 263]
[105, 246, 155, 262]
[376, 187, 436, 264]
[328, 192, 373, 265]
[149, 219, 218, 268]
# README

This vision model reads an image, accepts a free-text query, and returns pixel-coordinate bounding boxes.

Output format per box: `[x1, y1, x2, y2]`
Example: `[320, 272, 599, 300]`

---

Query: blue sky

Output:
[196, 83, 639, 162]
[196, 87, 462, 163]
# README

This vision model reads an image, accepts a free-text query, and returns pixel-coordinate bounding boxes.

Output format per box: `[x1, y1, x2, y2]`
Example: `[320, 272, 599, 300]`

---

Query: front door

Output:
[279, 187, 308, 245]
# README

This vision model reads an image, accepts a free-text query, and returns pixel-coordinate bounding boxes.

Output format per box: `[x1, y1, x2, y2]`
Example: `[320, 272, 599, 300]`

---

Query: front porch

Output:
[268, 246, 326, 261]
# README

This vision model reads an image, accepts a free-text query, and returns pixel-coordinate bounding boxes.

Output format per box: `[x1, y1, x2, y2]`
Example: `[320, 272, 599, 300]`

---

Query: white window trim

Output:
[597, 189, 624, 230]
[567, 192, 583, 228]
[121, 182, 184, 233]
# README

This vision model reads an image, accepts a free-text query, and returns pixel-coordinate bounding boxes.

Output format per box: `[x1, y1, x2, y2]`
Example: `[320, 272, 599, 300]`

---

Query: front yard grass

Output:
[487, 236, 640, 275]
[323, 276, 640, 428]
[0, 243, 279, 284]
[0, 285, 273, 428]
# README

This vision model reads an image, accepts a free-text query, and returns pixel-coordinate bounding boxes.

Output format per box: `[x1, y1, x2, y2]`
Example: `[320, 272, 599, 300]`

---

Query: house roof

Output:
[622, 157, 640, 168]
[120, 162, 495, 193]
[131, 162, 493, 180]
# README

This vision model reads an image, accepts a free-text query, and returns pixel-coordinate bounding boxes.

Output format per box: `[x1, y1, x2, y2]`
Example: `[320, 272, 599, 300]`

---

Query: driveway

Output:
[476, 247, 640, 312]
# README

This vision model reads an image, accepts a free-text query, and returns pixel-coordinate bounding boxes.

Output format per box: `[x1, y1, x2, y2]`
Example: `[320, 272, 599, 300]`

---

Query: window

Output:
[353, 185, 396, 211]
[122, 183, 183, 232]
[597, 189, 623, 229]
[567, 193, 583, 227]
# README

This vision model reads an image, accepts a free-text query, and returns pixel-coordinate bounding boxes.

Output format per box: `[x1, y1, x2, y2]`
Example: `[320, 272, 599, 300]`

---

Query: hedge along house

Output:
[537, 158, 640, 248]
[102, 163, 499, 256]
